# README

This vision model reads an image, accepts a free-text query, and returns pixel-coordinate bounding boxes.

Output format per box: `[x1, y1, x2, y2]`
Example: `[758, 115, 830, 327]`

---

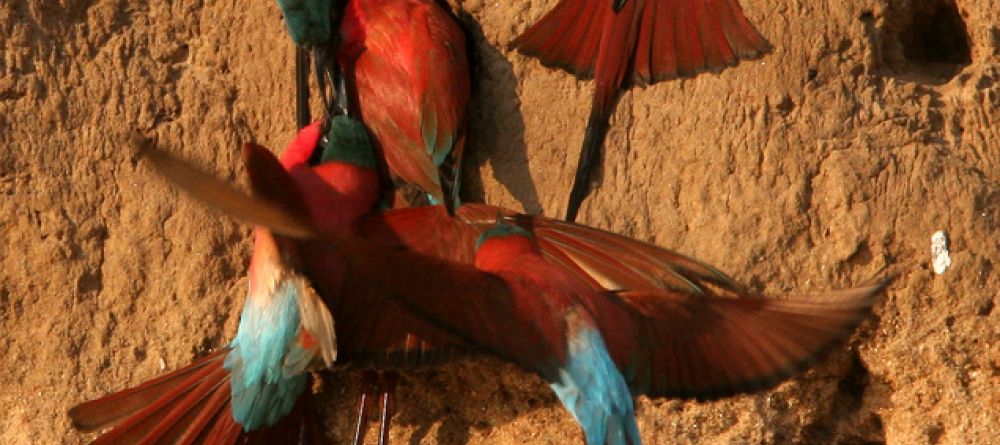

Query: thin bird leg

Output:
[311, 46, 335, 116]
[332, 61, 350, 117]
[377, 371, 398, 445]
[295, 47, 311, 129]
[352, 370, 380, 445]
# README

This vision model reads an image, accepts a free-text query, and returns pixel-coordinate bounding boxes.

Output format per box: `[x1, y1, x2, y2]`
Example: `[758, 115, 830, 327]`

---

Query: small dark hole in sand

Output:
[900, 1, 971, 66]
[871, 0, 973, 82]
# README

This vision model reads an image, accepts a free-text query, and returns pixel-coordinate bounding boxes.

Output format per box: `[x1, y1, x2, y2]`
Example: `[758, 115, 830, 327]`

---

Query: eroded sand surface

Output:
[1, 0, 997, 443]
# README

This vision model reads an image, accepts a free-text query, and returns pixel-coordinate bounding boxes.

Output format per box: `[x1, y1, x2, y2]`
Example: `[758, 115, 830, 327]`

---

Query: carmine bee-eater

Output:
[511, 0, 771, 221]
[67, 116, 378, 445]
[336, 0, 472, 210]
[277, 1, 472, 440]
[275, 0, 474, 209]
[344, 217, 889, 445]
[470, 222, 642, 445]
[131, 134, 889, 445]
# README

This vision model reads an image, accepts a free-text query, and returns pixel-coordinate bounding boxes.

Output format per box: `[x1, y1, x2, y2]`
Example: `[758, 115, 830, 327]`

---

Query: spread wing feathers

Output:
[456, 204, 739, 295]
[354, 1, 470, 209]
[136, 136, 468, 370]
[512, 0, 770, 85]
[322, 262, 473, 368]
[604, 280, 889, 400]
[68, 350, 323, 445]
[134, 135, 319, 240]
[337, 238, 562, 372]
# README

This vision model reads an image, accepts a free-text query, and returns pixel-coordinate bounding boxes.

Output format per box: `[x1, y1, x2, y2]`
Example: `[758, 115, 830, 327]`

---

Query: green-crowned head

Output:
[319, 115, 377, 170]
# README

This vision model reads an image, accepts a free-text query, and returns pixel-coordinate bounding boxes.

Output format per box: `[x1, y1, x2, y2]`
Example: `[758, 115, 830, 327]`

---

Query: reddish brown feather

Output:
[718, 0, 769, 57]
[341, 0, 470, 209]
[136, 366, 230, 444]
[513, 0, 770, 85]
[69, 351, 227, 432]
[243, 143, 314, 225]
[513, 0, 599, 77]
[674, 0, 701, 74]
[173, 378, 232, 445]
[85, 359, 221, 444]
[608, 280, 889, 399]
[69, 349, 323, 445]
[632, 0, 657, 84]
[556, 1, 606, 75]
[201, 405, 241, 445]
[693, 0, 729, 68]
[335, 237, 560, 370]
[649, 0, 678, 80]
[453, 203, 739, 295]
[521, 213, 740, 294]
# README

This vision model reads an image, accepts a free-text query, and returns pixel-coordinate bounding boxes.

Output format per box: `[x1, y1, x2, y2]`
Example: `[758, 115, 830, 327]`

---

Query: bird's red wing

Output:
[592, 281, 888, 400]
[457, 204, 739, 295]
[513, 0, 769, 85]
[414, 4, 471, 207]
[68, 350, 323, 445]
[337, 238, 566, 370]
[358, 205, 479, 263]
[324, 274, 473, 367]
[352, 27, 443, 205]
[528, 215, 740, 295]
[350, 0, 469, 207]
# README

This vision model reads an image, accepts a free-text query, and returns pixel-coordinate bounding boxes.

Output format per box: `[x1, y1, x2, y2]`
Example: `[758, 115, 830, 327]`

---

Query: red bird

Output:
[209, 140, 888, 445]
[337, 0, 471, 210]
[66, 119, 370, 445]
[71, 120, 887, 445]
[512, 0, 771, 221]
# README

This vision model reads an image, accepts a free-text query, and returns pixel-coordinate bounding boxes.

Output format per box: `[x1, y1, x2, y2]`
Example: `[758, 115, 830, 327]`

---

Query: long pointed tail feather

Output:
[565, 105, 614, 222]
[513, 0, 770, 220]
[564, 0, 641, 222]
[295, 48, 311, 130]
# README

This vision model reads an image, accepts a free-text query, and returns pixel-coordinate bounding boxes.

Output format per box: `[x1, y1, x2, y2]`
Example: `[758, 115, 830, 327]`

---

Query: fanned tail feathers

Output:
[68, 349, 323, 445]
[513, 0, 770, 84]
[513, 0, 770, 220]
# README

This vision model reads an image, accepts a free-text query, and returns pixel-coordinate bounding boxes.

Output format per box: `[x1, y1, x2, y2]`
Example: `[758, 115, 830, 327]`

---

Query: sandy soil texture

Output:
[1, 0, 997, 443]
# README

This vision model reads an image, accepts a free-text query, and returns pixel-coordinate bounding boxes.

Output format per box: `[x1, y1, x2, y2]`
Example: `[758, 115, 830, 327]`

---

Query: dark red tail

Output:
[513, 0, 769, 83]
[513, 0, 770, 221]
[68, 349, 323, 445]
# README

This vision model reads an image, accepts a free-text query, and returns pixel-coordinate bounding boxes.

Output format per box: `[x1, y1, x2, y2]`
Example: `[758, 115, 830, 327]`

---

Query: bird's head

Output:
[474, 217, 539, 269]
[316, 115, 377, 170]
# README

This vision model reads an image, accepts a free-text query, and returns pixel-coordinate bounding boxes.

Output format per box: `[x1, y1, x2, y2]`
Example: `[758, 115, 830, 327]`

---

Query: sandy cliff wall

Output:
[1, 0, 997, 443]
